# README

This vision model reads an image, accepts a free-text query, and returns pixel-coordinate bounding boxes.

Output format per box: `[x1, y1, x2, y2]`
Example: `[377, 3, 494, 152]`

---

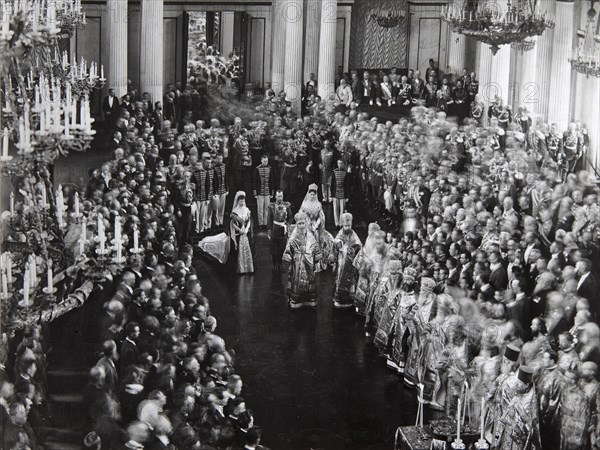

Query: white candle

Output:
[81, 216, 86, 240]
[2, 128, 7, 158]
[1, 270, 7, 298]
[29, 255, 36, 288]
[457, 398, 462, 441]
[23, 266, 30, 307]
[64, 106, 70, 136]
[41, 185, 47, 208]
[100, 64, 104, 80]
[133, 226, 139, 251]
[46, 259, 53, 291]
[74, 192, 80, 215]
[6, 253, 12, 284]
[480, 397, 485, 441]
[98, 215, 105, 250]
[9, 192, 14, 215]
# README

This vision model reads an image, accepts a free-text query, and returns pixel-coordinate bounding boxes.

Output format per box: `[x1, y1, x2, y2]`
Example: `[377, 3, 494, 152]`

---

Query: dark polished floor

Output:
[196, 225, 439, 450]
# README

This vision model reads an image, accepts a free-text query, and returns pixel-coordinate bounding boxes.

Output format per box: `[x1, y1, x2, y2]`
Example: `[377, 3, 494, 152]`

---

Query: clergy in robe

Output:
[560, 369, 592, 450]
[491, 366, 541, 450]
[353, 226, 387, 316]
[372, 260, 403, 353]
[282, 212, 322, 309]
[390, 267, 418, 374]
[331, 213, 362, 308]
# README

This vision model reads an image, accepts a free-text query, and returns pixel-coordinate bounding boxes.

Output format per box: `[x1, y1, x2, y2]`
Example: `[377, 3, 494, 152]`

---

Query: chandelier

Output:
[441, 0, 555, 55]
[511, 39, 536, 53]
[569, 1, 600, 78]
[1, 0, 104, 176]
[371, 9, 405, 28]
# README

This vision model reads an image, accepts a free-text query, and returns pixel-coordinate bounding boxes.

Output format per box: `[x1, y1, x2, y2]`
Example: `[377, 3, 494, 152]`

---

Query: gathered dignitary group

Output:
[2, 54, 600, 450]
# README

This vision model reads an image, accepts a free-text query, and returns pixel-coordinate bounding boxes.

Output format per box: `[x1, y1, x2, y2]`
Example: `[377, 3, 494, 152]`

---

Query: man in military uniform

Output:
[331, 159, 352, 227]
[546, 123, 563, 163]
[175, 171, 196, 246]
[203, 154, 216, 230]
[563, 122, 580, 175]
[254, 155, 274, 230]
[267, 190, 293, 272]
[192, 157, 209, 234]
[468, 72, 479, 102]
[212, 153, 228, 227]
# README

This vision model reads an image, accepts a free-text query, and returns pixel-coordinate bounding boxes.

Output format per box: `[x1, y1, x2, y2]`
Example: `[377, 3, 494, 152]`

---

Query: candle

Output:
[2, 128, 8, 158]
[9, 192, 14, 215]
[98, 215, 105, 251]
[100, 64, 104, 80]
[480, 397, 485, 440]
[6, 253, 12, 284]
[74, 192, 80, 215]
[29, 255, 37, 288]
[81, 216, 87, 240]
[47, 259, 53, 291]
[456, 398, 462, 441]
[41, 184, 47, 208]
[1, 270, 7, 298]
[79, 238, 85, 256]
[23, 266, 30, 307]
[133, 225, 139, 251]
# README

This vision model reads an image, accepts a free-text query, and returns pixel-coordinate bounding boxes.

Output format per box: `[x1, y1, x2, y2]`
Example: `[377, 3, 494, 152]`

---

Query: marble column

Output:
[303, 0, 321, 84]
[271, 0, 287, 94]
[477, 43, 494, 123]
[106, 0, 128, 98]
[490, 44, 511, 104]
[533, 0, 556, 124]
[220, 12, 235, 57]
[516, 41, 538, 110]
[283, 0, 304, 113]
[140, 0, 164, 105]
[317, 0, 337, 99]
[447, 32, 467, 77]
[547, 0, 575, 129]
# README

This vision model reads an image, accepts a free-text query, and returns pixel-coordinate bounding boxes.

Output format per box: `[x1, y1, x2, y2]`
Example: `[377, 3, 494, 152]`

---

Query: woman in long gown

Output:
[229, 191, 254, 274]
[282, 212, 322, 308]
[299, 183, 334, 272]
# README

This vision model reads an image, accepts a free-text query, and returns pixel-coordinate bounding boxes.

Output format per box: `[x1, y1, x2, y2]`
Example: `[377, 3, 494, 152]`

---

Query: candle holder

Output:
[1, 155, 14, 162]
[129, 247, 142, 254]
[42, 286, 57, 295]
[451, 439, 466, 449]
[95, 248, 111, 257]
[1, 291, 12, 300]
[475, 439, 489, 450]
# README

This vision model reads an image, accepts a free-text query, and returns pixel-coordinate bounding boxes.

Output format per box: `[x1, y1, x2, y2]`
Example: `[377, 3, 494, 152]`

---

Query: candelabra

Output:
[441, 0, 554, 55]
[570, 1, 600, 79]
[511, 39, 536, 53]
[1, 0, 105, 176]
[370, 9, 405, 28]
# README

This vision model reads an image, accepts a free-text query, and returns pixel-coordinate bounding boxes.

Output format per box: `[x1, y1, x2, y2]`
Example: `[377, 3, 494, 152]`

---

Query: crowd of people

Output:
[221, 66, 598, 448]
[2, 57, 599, 450]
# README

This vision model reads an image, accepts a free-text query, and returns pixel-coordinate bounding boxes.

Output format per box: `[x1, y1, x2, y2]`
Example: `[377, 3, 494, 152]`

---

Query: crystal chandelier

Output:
[570, 1, 600, 79]
[1, 0, 104, 176]
[371, 8, 405, 28]
[511, 39, 536, 53]
[441, 0, 555, 55]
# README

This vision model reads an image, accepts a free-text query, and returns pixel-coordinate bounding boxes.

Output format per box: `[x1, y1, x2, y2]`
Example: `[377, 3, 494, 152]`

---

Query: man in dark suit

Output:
[119, 322, 140, 376]
[446, 256, 460, 287]
[96, 340, 119, 395]
[102, 88, 121, 130]
[489, 251, 508, 291]
[351, 72, 364, 105]
[507, 278, 531, 338]
[577, 258, 599, 318]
